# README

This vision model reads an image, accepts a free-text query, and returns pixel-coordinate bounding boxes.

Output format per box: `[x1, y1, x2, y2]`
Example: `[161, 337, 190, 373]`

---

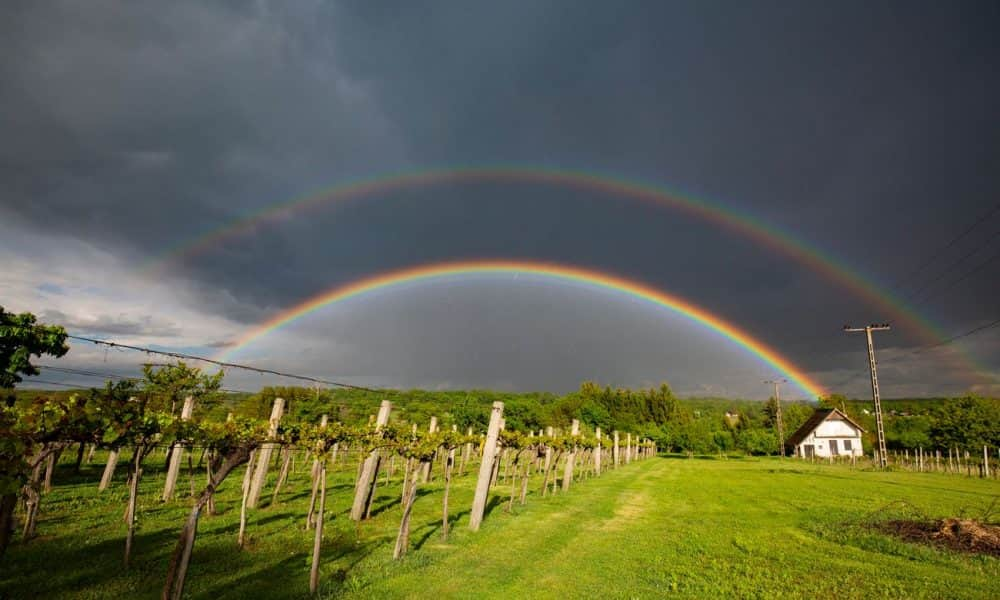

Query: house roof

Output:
[786, 408, 865, 446]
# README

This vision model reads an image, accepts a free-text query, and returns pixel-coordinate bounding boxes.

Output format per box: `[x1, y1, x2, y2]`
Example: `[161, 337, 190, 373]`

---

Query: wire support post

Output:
[844, 323, 891, 469]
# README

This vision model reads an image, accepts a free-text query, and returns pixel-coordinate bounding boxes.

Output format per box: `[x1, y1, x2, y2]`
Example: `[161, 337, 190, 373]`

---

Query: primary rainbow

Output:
[216, 259, 827, 399]
[146, 166, 966, 361]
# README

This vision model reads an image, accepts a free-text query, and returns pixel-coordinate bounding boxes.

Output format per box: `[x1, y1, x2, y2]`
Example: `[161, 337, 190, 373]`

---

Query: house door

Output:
[803, 445, 814, 458]
[830, 440, 839, 456]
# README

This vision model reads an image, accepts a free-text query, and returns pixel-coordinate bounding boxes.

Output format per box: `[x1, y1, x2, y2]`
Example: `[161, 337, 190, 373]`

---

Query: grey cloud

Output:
[41, 309, 182, 338]
[204, 340, 236, 348]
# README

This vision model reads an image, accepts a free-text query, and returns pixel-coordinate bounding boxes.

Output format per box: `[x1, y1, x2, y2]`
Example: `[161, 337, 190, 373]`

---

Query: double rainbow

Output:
[147, 166, 953, 349]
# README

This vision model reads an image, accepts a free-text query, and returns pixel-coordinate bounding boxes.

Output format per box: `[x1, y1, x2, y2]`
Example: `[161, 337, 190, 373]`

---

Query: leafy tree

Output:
[762, 397, 780, 428]
[142, 361, 222, 416]
[928, 395, 1000, 452]
[0, 307, 68, 401]
[0, 308, 69, 557]
[818, 393, 849, 412]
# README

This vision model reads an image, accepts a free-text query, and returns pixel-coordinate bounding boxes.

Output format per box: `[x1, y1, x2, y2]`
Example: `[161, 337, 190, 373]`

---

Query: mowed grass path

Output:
[2, 454, 997, 598]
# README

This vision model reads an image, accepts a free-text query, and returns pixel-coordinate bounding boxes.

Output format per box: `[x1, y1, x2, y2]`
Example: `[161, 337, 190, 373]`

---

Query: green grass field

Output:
[2, 453, 997, 599]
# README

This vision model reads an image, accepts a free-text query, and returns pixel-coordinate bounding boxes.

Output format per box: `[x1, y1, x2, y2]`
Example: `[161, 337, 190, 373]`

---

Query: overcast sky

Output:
[2, 1, 998, 399]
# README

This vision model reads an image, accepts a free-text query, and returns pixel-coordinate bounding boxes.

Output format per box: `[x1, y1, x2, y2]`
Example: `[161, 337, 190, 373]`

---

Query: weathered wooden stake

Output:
[594, 427, 602, 474]
[460, 426, 473, 476]
[247, 398, 284, 508]
[561, 419, 580, 492]
[421, 416, 438, 483]
[124, 453, 142, 567]
[306, 415, 329, 529]
[270, 447, 293, 505]
[163, 396, 195, 501]
[350, 400, 391, 521]
[309, 464, 326, 594]
[442, 429, 456, 540]
[238, 450, 257, 548]
[99, 448, 119, 491]
[469, 401, 503, 531]
[43, 451, 57, 493]
[394, 458, 428, 559]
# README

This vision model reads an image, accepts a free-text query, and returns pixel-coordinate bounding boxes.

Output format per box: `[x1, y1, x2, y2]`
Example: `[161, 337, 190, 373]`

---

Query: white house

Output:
[787, 408, 864, 458]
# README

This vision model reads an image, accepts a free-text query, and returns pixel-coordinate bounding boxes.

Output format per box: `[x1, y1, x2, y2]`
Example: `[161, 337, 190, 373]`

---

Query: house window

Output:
[843, 439, 853, 451]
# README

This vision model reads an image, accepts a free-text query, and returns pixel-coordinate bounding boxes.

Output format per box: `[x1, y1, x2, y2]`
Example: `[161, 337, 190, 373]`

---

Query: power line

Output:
[39, 365, 141, 381]
[826, 317, 1000, 392]
[909, 245, 1000, 308]
[17, 378, 92, 389]
[35, 365, 257, 394]
[64, 334, 386, 393]
[890, 202, 1000, 294]
[899, 229, 1000, 303]
[915, 318, 1000, 353]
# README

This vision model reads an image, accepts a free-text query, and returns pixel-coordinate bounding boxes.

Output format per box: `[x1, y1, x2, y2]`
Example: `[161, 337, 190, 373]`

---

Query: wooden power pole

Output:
[764, 379, 786, 457]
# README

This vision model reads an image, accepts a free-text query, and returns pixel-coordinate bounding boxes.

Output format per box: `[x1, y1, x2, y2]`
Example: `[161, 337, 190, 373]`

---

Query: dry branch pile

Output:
[878, 518, 1000, 557]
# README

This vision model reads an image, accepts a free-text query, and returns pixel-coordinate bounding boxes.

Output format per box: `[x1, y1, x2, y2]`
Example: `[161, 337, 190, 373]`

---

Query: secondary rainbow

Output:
[216, 259, 827, 399]
[145, 165, 975, 373]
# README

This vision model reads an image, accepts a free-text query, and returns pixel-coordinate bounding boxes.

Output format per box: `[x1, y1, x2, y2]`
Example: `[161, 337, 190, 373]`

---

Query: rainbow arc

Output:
[216, 259, 828, 399]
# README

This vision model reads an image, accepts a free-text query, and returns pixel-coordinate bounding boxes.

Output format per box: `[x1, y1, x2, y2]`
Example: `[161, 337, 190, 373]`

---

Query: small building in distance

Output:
[786, 408, 864, 458]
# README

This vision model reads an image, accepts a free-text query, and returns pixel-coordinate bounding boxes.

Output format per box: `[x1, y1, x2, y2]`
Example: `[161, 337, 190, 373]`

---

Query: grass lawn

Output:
[2, 452, 997, 599]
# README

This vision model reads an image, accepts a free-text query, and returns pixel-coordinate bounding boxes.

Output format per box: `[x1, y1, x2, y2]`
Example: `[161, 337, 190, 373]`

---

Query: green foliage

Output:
[0, 307, 68, 393]
[928, 395, 1000, 452]
[141, 361, 222, 415]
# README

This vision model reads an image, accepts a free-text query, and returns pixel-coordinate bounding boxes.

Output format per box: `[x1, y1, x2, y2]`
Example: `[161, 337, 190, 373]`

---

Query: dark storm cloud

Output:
[0, 1, 406, 252]
[2, 1, 998, 395]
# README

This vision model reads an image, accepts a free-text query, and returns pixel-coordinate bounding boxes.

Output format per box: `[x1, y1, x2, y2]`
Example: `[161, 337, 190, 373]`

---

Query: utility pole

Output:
[764, 379, 787, 457]
[844, 323, 890, 469]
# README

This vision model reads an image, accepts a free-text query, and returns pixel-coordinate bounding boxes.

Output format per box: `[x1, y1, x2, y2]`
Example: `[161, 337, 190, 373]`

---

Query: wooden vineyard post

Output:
[489, 419, 505, 489]
[500, 449, 510, 485]
[306, 415, 328, 530]
[469, 401, 504, 531]
[163, 397, 195, 501]
[625, 433, 632, 465]
[351, 400, 392, 521]
[519, 438, 532, 505]
[401, 424, 417, 503]
[238, 450, 257, 548]
[594, 427, 602, 475]
[43, 452, 57, 494]
[460, 427, 473, 476]
[442, 425, 457, 540]
[421, 417, 438, 483]
[124, 452, 142, 567]
[984, 446, 990, 479]
[162, 446, 258, 600]
[247, 398, 285, 508]
[99, 449, 119, 491]
[270, 447, 293, 505]
[540, 426, 554, 497]
[309, 462, 326, 594]
[613, 431, 620, 468]
[562, 419, 579, 492]
[394, 456, 429, 559]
